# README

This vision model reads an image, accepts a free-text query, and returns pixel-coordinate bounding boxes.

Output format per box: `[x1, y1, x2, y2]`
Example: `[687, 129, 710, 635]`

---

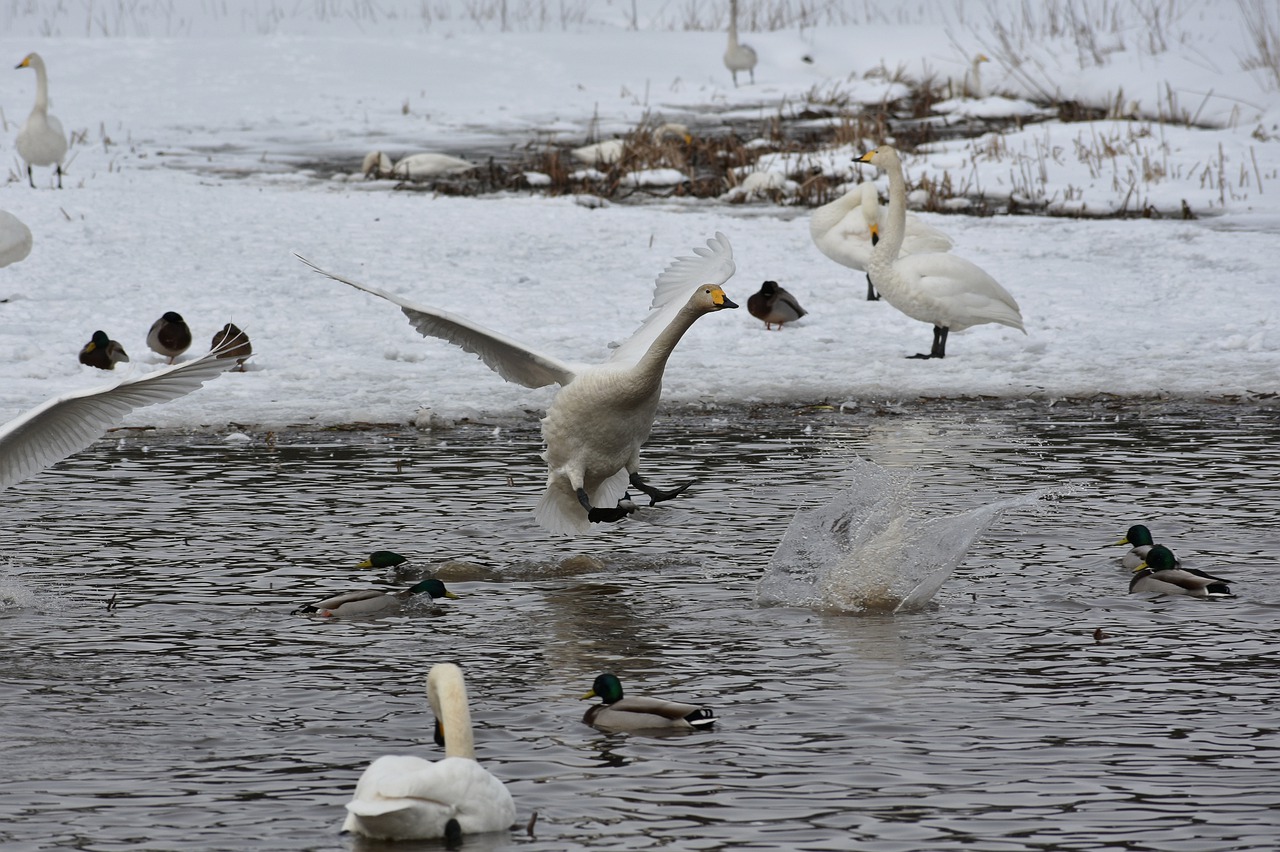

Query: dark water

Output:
[3, 401, 1279, 851]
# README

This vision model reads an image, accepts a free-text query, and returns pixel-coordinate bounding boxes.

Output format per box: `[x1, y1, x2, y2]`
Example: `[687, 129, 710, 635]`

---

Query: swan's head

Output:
[15, 53, 40, 71]
[691, 284, 738, 312]
[856, 146, 901, 170]
[408, 578, 459, 600]
[582, 673, 625, 704]
[974, 53, 990, 65]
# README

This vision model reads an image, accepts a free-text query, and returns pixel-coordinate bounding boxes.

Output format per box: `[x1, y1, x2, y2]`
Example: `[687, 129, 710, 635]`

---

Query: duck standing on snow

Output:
[14, 52, 68, 189]
[210, 323, 252, 370]
[855, 146, 1024, 358]
[810, 182, 953, 301]
[78, 330, 129, 370]
[747, 280, 806, 330]
[299, 232, 739, 536]
[147, 311, 193, 363]
[581, 672, 716, 732]
[291, 578, 458, 617]
[723, 0, 757, 86]
[1129, 545, 1234, 599]
[342, 663, 516, 841]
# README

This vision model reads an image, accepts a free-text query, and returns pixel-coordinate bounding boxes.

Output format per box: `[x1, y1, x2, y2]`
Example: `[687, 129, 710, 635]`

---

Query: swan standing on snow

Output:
[747, 280, 806, 330]
[723, 0, 757, 87]
[299, 233, 739, 535]
[0, 211, 33, 267]
[963, 53, 990, 98]
[342, 662, 516, 842]
[0, 330, 248, 491]
[14, 52, 68, 189]
[810, 182, 953, 301]
[856, 146, 1024, 358]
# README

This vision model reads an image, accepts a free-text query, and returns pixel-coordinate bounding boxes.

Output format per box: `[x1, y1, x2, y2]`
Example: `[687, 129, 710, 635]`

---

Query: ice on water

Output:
[757, 459, 1034, 614]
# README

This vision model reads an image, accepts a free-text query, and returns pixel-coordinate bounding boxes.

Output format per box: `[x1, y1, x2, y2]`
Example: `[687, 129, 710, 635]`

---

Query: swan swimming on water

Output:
[299, 233, 739, 535]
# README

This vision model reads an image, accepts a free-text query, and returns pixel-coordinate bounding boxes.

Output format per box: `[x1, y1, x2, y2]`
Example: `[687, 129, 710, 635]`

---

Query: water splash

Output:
[756, 459, 1040, 614]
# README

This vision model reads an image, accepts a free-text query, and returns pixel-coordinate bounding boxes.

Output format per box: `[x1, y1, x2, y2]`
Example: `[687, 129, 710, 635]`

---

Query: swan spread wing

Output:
[607, 231, 736, 365]
[298, 256, 577, 389]
[0, 338, 240, 491]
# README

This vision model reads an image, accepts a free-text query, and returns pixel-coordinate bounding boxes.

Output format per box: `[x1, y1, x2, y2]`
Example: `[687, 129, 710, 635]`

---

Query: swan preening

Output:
[0, 329, 249, 491]
[342, 662, 516, 841]
[14, 52, 68, 189]
[810, 181, 953, 301]
[362, 151, 475, 179]
[747, 280, 806, 330]
[570, 122, 691, 167]
[1129, 545, 1234, 598]
[581, 672, 716, 732]
[723, 0, 757, 87]
[299, 232, 739, 535]
[0, 211, 33, 267]
[855, 146, 1024, 358]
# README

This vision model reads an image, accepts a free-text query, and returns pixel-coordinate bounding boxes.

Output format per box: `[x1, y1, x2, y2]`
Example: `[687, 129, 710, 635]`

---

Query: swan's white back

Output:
[342, 754, 515, 840]
[0, 211, 33, 268]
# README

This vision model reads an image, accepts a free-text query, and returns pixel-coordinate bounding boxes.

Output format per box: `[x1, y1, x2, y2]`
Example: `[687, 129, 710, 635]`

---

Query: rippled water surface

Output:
[4, 401, 1279, 851]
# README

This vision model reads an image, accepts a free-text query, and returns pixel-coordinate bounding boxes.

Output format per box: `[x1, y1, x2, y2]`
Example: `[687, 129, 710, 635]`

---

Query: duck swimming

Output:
[580, 672, 716, 732]
[292, 578, 458, 617]
[1129, 545, 1234, 599]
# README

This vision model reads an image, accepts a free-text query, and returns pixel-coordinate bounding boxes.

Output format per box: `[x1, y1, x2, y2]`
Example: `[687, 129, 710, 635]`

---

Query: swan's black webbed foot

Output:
[865, 273, 880, 301]
[588, 493, 638, 524]
[629, 473, 695, 506]
[908, 326, 948, 359]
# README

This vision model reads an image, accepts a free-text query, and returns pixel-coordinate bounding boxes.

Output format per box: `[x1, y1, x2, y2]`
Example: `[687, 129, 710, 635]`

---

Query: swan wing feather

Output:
[298, 256, 577, 388]
[607, 232, 736, 365]
[0, 336, 241, 490]
[893, 253, 1024, 331]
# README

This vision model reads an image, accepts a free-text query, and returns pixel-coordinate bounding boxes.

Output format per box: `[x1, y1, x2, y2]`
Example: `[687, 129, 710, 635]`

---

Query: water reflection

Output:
[2, 401, 1279, 851]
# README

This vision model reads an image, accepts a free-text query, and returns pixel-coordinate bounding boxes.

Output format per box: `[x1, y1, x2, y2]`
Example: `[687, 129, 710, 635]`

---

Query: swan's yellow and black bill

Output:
[856, 150, 879, 164]
[711, 286, 738, 309]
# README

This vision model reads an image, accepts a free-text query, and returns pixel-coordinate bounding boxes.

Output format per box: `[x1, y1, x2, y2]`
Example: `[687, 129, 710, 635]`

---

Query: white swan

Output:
[810, 182, 953, 301]
[963, 53, 990, 98]
[14, 53, 68, 189]
[856, 146, 1024, 358]
[342, 662, 516, 841]
[0, 211, 33, 268]
[0, 329, 248, 491]
[570, 123, 691, 167]
[723, 0, 757, 87]
[299, 233, 738, 535]
[391, 152, 475, 179]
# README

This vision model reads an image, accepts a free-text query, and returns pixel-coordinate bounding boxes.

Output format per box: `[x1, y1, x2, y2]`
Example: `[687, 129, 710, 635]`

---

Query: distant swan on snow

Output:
[723, 0, 757, 86]
[14, 52, 68, 189]
[0, 211, 33, 268]
[342, 662, 516, 841]
[570, 123, 691, 167]
[361, 151, 475, 179]
[810, 181, 953, 301]
[299, 233, 739, 535]
[856, 146, 1024, 358]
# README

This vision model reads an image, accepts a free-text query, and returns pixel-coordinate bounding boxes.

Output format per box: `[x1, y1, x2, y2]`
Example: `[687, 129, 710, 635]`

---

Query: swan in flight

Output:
[299, 233, 739, 535]
[0, 211, 33, 267]
[14, 52, 68, 189]
[0, 329, 248, 491]
[856, 146, 1024, 358]
[723, 0, 757, 86]
[342, 662, 516, 841]
[810, 182, 953, 301]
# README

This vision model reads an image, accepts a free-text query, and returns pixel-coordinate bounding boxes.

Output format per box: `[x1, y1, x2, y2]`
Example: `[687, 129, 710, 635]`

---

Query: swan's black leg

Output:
[56, 164, 62, 189]
[908, 326, 948, 359]
[629, 472, 694, 505]
[576, 487, 593, 513]
[588, 494, 638, 524]
[865, 273, 880, 301]
[27, 165, 34, 189]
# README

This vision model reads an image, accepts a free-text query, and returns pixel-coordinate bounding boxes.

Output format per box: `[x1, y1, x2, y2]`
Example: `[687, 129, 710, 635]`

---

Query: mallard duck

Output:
[747, 280, 806, 330]
[3, 334, 243, 490]
[810, 181, 953, 301]
[0, 210, 33, 268]
[580, 673, 716, 732]
[299, 232, 738, 535]
[1130, 545, 1234, 598]
[147, 311, 193, 363]
[78, 330, 130, 370]
[14, 52, 67, 189]
[856, 146, 1024, 358]
[291, 578, 458, 617]
[723, 0, 757, 87]
[1115, 523, 1181, 570]
[210, 323, 252, 370]
[357, 550, 409, 571]
[343, 662, 516, 841]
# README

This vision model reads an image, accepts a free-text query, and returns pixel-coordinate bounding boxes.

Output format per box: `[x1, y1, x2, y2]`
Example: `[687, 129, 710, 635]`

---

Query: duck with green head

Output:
[358, 550, 410, 571]
[1115, 524, 1181, 570]
[292, 578, 458, 617]
[1129, 545, 1234, 598]
[580, 673, 715, 732]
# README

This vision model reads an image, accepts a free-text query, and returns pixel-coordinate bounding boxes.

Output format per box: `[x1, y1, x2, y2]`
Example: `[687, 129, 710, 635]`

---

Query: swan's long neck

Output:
[633, 303, 704, 394]
[728, 0, 740, 46]
[871, 154, 908, 270]
[429, 666, 477, 760]
[31, 57, 50, 114]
